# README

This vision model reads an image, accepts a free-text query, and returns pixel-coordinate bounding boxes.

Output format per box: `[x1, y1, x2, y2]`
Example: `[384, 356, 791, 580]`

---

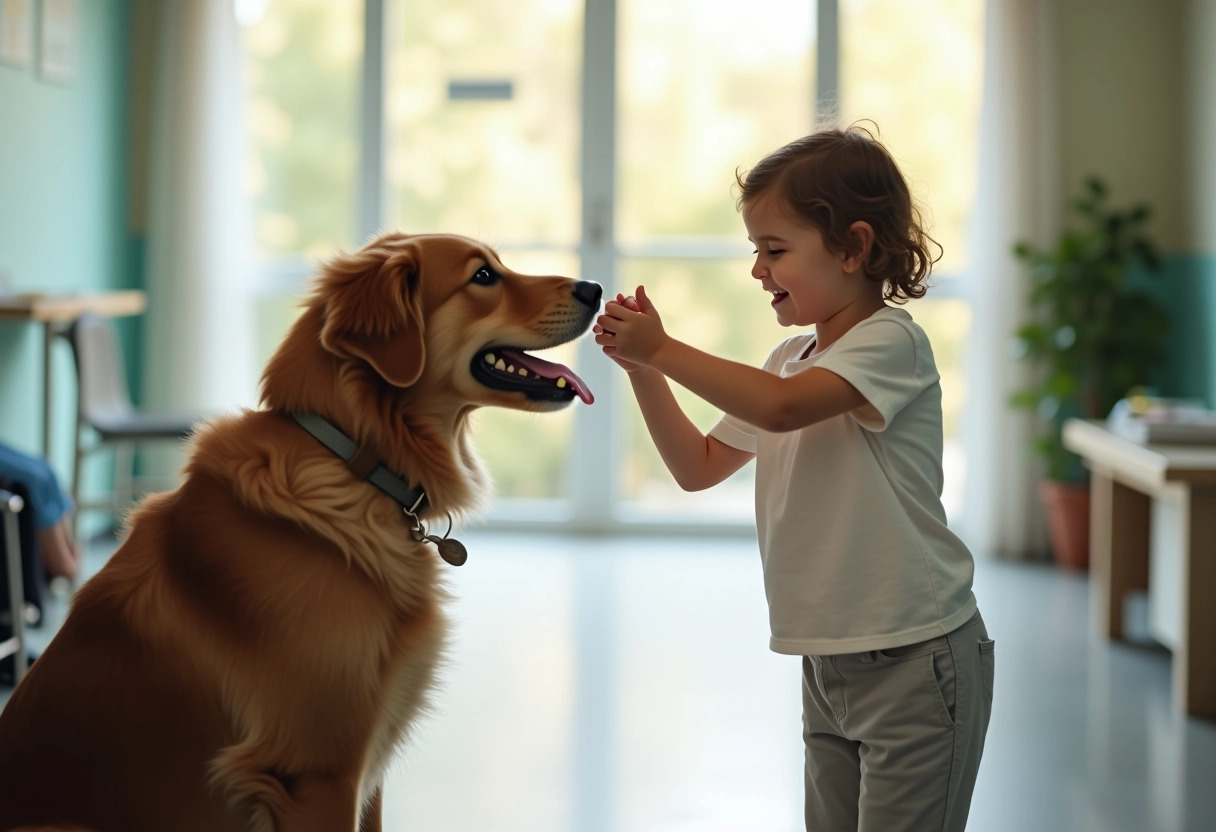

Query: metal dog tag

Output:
[406, 508, 467, 566]
[428, 535, 468, 567]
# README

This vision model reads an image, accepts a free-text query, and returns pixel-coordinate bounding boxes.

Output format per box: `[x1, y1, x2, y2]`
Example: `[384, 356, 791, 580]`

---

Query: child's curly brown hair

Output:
[735, 123, 941, 303]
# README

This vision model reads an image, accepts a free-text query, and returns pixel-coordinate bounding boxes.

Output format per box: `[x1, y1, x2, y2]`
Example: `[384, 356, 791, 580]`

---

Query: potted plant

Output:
[1009, 176, 1170, 569]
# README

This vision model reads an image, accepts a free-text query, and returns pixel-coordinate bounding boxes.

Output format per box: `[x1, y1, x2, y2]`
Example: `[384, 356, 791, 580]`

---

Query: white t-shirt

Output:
[709, 306, 977, 656]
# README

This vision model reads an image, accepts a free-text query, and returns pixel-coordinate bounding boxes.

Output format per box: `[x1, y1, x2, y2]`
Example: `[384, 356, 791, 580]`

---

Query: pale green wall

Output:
[1172, 0, 1216, 404]
[0, 0, 133, 479]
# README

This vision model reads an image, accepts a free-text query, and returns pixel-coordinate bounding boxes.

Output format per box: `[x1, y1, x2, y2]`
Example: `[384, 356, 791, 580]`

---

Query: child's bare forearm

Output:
[650, 337, 786, 430]
[629, 370, 726, 492]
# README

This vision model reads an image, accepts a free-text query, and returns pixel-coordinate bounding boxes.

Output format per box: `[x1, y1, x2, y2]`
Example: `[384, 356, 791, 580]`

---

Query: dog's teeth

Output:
[556, 378, 567, 388]
[485, 353, 496, 364]
[506, 364, 515, 373]
[495, 359, 506, 371]
[517, 367, 528, 376]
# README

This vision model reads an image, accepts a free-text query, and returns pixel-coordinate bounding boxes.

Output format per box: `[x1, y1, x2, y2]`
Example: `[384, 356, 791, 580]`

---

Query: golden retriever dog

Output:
[0, 232, 601, 831]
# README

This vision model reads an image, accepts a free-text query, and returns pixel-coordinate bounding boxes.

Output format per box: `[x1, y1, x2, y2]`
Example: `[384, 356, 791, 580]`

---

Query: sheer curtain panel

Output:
[141, 0, 255, 472]
[962, 0, 1060, 561]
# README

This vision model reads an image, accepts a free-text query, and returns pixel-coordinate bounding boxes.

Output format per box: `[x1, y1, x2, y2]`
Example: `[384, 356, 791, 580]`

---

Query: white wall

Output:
[1054, 0, 1185, 249]
[1183, 0, 1216, 253]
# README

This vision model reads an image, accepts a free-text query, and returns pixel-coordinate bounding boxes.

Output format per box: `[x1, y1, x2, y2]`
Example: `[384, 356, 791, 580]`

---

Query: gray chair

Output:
[64, 313, 200, 539]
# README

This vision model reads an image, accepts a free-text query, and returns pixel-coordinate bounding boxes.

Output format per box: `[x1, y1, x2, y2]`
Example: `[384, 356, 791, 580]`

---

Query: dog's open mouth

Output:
[471, 347, 594, 404]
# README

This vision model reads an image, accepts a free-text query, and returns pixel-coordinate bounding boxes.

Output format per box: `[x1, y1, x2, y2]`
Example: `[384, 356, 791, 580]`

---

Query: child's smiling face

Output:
[742, 192, 858, 329]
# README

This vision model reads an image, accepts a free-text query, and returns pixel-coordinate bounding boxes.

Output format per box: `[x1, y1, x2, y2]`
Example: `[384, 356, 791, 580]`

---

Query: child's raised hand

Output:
[595, 285, 666, 368]
[594, 293, 644, 372]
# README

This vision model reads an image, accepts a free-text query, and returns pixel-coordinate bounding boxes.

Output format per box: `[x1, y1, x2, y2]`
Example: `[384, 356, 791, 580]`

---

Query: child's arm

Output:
[597, 293, 753, 491]
[597, 287, 866, 433]
[627, 368, 754, 491]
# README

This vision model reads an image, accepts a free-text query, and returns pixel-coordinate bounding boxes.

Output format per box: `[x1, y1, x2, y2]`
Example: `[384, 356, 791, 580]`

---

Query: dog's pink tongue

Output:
[500, 349, 594, 404]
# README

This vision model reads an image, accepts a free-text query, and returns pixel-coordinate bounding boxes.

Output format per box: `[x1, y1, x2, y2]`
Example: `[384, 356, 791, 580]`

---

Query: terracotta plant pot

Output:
[1039, 480, 1090, 570]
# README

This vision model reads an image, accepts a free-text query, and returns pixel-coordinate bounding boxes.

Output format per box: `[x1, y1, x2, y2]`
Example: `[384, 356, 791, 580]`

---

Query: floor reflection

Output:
[4, 530, 1214, 831]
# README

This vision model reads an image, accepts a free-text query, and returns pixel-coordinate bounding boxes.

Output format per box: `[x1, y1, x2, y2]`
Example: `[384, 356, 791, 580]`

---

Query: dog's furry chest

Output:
[173, 440, 454, 795]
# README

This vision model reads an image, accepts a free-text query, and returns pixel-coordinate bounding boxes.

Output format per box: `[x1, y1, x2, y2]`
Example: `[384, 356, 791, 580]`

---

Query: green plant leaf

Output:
[1008, 390, 1040, 409]
[1008, 175, 1170, 475]
[1073, 198, 1095, 216]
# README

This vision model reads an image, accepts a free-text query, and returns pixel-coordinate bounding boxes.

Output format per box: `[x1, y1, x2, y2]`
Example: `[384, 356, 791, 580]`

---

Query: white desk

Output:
[1063, 418, 1216, 720]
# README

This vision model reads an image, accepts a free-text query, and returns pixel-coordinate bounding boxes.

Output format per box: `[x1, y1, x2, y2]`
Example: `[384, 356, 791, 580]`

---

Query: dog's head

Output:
[262, 232, 602, 422]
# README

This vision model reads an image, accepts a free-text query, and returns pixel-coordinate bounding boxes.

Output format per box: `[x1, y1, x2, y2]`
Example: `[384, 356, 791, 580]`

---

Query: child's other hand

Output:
[595, 285, 666, 367]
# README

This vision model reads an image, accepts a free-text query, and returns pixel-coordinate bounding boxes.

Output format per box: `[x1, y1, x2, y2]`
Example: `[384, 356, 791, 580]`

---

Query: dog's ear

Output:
[320, 244, 426, 388]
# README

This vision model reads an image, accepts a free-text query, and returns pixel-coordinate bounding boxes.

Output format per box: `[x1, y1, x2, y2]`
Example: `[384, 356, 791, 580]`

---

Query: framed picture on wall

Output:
[0, 0, 34, 69]
[38, 0, 78, 83]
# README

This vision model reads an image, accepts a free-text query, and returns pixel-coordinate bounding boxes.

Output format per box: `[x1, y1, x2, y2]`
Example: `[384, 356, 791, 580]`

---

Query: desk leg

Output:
[1089, 471, 1150, 640]
[1178, 488, 1216, 719]
[41, 321, 54, 460]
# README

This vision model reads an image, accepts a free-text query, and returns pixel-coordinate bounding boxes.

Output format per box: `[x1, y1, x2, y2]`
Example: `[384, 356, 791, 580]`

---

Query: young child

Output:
[595, 124, 993, 832]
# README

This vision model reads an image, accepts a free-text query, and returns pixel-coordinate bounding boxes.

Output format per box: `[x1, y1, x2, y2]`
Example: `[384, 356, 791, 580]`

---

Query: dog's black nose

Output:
[573, 281, 602, 308]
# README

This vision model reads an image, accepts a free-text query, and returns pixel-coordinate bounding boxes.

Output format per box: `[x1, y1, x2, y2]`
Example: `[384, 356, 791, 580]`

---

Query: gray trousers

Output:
[802, 611, 994, 832]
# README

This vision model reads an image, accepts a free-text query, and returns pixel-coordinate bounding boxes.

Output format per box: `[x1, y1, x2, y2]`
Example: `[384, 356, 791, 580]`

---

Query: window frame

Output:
[249, 0, 967, 535]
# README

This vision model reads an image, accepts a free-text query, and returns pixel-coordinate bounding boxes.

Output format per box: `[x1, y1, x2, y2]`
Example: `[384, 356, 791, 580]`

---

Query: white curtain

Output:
[142, 0, 255, 446]
[961, 0, 1060, 561]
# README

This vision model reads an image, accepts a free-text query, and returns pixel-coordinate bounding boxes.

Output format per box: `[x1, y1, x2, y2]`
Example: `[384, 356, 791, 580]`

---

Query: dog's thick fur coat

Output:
[0, 233, 600, 831]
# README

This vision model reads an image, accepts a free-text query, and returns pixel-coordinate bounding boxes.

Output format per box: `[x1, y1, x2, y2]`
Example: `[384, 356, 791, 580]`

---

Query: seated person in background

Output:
[0, 441, 80, 581]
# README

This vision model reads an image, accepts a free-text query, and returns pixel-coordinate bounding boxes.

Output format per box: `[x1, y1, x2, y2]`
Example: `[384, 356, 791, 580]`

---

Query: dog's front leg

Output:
[358, 785, 383, 832]
[275, 773, 362, 832]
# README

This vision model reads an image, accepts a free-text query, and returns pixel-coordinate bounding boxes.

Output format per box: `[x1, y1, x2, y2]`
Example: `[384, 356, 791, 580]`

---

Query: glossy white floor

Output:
[5, 530, 1215, 831]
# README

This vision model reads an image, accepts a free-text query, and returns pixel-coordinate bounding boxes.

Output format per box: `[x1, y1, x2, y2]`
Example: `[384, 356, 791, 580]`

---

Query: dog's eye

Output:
[470, 266, 499, 286]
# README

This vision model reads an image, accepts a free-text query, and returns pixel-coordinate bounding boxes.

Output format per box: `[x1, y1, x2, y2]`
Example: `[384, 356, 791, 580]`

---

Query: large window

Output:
[240, 0, 984, 530]
[243, 0, 364, 368]
[837, 0, 984, 521]
[244, 0, 363, 262]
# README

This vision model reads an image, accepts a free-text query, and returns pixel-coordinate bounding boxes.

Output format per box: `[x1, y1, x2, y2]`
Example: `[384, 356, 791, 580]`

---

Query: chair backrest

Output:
[65, 313, 136, 426]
